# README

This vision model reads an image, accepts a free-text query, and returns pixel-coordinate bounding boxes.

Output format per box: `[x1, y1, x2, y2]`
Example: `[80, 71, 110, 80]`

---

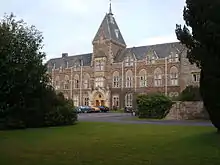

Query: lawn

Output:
[0, 122, 220, 165]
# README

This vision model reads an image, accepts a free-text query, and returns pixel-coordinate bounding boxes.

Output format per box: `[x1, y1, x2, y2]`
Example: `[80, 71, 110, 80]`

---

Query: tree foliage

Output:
[0, 13, 77, 129]
[175, 0, 220, 131]
[136, 94, 173, 119]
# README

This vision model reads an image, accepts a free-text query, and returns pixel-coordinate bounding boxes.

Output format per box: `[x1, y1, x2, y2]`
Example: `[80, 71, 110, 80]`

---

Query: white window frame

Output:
[154, 74, 162, 87]
[112, 96, 119, 107]
[170, 73, 178, 86]
[125, 94, 133, 107]
[140, 76, 147, 87]
[125, 56, 134, 67]
[95, 77, 104, 87]
[126, 76, 132, 88]
[113, 76, 120, 88]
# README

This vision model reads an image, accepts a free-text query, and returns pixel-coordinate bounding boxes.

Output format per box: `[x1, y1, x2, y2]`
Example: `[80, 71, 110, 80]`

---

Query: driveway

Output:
[78, 112, 212, 126]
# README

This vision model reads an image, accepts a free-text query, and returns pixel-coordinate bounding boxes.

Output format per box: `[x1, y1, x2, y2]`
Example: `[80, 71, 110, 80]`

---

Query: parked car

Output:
[91, 106, 101, 113]
[76, 106, 93, 113]
[98, 106, 110, 112]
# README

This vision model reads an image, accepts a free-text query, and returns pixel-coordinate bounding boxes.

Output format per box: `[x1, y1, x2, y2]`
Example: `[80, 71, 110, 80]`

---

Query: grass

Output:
[0, 122, 220, 165]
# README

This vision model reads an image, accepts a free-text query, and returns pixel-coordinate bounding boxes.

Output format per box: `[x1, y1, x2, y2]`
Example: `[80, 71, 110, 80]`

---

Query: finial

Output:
[109, 0, 113, 15]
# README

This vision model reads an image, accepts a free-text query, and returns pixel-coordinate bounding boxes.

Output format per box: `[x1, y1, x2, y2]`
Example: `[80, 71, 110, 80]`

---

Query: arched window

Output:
[139, 69, 147, 87]
[55, 76, 60, 89]
[64, 75, 70, 89]
[74, 74, 79, 88]
[83, 73, 90, 89]
[125, 93, 133, 107]
[154, 68, 162, 87]
[125, 70, 133, 88]
[170, 66, 178, 86]
[112, 71, 120, 88]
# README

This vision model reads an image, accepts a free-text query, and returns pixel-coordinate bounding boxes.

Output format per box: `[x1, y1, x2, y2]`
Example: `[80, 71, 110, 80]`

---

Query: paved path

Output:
[78, 112, 212, 126]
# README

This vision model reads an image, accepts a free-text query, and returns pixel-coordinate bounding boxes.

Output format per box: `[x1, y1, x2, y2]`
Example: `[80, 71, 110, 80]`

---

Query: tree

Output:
[175, 0, 220, 132]
[0, 13, 77, 129]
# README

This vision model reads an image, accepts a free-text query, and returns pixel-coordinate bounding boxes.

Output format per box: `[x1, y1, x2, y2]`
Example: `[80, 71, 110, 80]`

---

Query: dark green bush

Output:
[44, 92, 77, 127]
[136, 93, 173, 119]
[177, 86, 202, 101]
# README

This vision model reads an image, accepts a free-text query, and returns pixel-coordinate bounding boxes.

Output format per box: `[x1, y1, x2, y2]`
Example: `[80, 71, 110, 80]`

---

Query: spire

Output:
[109, 0, 113, 15]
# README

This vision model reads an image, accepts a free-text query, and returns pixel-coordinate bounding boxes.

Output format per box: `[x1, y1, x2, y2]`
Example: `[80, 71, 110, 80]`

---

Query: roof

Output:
[46, 42, 185, 71]
[114, 42, 185, 62]
[92, 13, 126, 46]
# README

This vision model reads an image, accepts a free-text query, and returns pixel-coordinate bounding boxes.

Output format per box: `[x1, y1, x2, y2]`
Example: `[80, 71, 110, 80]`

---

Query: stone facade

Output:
[46, 5, 200, 109]
[166, 101, 209, 120]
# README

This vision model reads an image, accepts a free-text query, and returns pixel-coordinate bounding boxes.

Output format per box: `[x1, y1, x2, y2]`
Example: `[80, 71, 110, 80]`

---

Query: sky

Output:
[0, 0, 186, 61]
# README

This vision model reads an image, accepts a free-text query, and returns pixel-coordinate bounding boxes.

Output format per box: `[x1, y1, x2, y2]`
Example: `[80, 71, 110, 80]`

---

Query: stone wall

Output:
[166, 101, 209, 120]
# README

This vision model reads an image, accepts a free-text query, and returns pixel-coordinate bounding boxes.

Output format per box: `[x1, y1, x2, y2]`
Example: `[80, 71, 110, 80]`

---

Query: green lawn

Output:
[0, 122, 219, 165]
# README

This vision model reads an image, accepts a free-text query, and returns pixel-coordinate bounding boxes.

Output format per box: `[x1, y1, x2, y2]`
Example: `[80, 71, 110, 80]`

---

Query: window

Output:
[170, 66, 178, 86]
[64, 61, 68, 68]
[175, 54, 179, 62]
[115, 29, 119, 38]
[84, 74, 90, 89]
[74, 75, 80, 88]
[151, 56, 155, 64]
[73, 95, 79, 106]
[64, 75, 70, 89]
[95, 77, 104, 87]
[84, 97, 89, 106]
[112, 71, 120, 88]
[95, 59, 105, 71]
[112, 96, 119, 107]
[154, 68, 162, 87]
[168, 53, 179, 63]
[125, 94, 132, 107]
[139, 69, 147, 87]
[125, 70, 133, 88]
[125, 56, 134, 67]
[192, 73, 200, 82]
[55, 76, 60, 89]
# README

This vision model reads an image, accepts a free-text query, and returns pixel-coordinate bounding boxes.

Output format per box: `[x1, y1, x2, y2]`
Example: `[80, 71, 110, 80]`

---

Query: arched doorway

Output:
[93, 92, 105, 106]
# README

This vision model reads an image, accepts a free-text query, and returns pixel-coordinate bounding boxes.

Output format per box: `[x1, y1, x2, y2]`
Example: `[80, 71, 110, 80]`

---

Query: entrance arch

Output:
[93, 92, 105, 106]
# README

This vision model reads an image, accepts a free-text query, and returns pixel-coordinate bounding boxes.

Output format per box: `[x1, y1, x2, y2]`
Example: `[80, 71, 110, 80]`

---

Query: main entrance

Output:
[93, 92, 105, 106]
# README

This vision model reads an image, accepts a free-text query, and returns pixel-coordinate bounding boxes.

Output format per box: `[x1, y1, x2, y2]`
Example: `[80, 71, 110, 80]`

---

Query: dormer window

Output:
[168, 53, 179, 63]
[110, 15, 114, 24]
[151, 56, 155, 64]
[125, 56, 134, 67]
[175, 54, 179, 62]
[115, 29, 119, 38]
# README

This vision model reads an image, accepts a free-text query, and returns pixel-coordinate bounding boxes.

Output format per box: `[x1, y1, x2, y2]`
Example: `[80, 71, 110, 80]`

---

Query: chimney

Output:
[62, 53, 68, 58]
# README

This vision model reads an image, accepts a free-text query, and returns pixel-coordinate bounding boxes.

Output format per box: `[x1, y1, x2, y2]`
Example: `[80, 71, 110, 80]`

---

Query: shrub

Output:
[44, 92, 77, 127]
[177, 86, 202, 101]
[136, 93, 173, 119]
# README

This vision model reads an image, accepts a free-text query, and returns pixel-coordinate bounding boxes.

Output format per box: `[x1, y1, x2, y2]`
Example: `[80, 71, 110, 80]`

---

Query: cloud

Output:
[135, 34, 178, 46]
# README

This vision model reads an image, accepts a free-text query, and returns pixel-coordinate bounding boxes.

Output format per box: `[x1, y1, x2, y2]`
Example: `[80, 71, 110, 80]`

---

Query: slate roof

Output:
[46, 42, 185, 71]
[114, 42, 185, 62]
[92, 13, 126, 46]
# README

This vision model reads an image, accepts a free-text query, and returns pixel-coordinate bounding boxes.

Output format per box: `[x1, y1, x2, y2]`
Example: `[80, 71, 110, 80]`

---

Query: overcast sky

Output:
[0, 0, 186, 61]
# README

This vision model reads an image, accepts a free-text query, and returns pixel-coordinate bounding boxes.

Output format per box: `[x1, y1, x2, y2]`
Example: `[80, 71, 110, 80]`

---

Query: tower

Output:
[92, 1, 126, 65]
[90, 1, 126, 107]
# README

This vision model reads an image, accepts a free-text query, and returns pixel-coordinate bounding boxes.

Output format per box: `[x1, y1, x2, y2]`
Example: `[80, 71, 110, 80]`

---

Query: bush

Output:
[136, 93, 173, 119]
[44, 92, 77, 127]
[177, 86, 202, 101]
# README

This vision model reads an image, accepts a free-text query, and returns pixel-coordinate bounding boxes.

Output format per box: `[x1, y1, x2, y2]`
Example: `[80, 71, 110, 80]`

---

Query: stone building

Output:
[46, 4, 200, 109]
